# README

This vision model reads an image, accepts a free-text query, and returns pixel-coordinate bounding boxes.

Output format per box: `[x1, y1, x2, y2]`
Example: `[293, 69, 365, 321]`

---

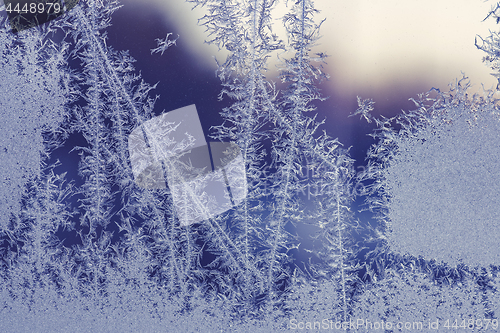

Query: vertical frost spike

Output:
[127, 126, 166, 190]
[209, 141, 248, 207]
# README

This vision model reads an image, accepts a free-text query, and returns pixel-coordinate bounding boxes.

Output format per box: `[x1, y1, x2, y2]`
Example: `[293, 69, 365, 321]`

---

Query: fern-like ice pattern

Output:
[0, 0, 500, 332]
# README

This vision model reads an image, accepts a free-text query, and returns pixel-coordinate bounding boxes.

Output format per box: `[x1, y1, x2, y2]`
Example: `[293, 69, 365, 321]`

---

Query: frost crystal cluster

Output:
[1, 0, 500, 332]
[365, 83, 500, 267]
